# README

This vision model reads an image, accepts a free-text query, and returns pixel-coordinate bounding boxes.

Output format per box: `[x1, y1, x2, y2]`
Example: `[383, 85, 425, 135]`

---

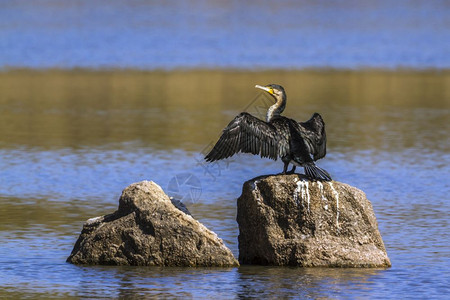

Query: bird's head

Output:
[255, 84, 286, 102]
[255, 84, 287, 121]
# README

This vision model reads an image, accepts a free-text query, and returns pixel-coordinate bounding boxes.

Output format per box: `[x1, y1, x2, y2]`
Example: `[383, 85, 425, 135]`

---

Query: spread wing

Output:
[296, 113, 327, 160]
[205, 112, 280, 162]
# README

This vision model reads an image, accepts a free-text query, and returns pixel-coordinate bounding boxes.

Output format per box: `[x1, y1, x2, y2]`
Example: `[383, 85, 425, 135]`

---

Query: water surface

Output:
[1, 1, 449, 69]
[0, 70, 449, 298]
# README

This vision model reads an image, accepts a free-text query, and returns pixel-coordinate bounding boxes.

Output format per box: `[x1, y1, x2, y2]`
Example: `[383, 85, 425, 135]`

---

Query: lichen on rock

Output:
[237, 174, 391, 267]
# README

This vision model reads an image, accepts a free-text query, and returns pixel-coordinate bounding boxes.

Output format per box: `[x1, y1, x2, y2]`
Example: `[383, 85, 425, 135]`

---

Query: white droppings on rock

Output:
[251, 180, 258, 190]
[86, 216, 103, 225]
[305, 181, 310, 211]
[294, 180, 310, 211]
[252, 180, 261, 202]
[294, 181, 300, 204]
[329, 182, 340, 228]
[315, 181, 329, 210]
[316, 181, 328, 202]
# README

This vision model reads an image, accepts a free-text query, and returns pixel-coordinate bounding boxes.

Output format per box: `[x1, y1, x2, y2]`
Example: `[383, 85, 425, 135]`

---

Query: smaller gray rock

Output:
[67, 181, 239, 267]
[237, 174, 391, 267]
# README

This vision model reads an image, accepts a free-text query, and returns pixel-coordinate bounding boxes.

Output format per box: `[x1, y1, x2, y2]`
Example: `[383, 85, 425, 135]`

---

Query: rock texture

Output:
[67, 181, 239, 267]
[237, 174, 391, 267]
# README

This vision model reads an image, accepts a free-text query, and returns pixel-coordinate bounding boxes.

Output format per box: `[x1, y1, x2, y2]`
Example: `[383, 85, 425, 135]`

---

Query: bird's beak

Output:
[255, 85, 274, 95]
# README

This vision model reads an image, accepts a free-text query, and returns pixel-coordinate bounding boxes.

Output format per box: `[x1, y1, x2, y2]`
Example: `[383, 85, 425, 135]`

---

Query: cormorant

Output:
[205, 84, 332, 181]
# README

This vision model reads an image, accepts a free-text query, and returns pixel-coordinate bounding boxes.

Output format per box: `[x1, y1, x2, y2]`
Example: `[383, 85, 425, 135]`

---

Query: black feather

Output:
[304, 163, 331, 181]
[204, 112, 279, 162]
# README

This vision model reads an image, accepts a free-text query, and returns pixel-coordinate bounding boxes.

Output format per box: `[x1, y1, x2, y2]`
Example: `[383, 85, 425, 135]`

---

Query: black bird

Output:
[205, 84, 331, 181]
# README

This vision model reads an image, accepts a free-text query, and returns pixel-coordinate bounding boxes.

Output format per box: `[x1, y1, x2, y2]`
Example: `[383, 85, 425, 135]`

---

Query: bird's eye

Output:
[269, 88, 274, 95]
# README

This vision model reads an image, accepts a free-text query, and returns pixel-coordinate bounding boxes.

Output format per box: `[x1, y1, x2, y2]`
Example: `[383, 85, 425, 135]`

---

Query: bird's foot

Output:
[286, 166, 296, 175]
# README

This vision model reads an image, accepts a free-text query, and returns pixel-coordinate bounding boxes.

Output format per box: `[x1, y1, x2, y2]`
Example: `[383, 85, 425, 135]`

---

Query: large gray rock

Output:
[237, 174, 391, 267]
[67, 181, 239, 267]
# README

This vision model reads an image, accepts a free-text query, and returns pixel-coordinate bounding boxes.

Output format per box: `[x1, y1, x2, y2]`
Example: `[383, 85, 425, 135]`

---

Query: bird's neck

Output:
[266, 94, 286, 122]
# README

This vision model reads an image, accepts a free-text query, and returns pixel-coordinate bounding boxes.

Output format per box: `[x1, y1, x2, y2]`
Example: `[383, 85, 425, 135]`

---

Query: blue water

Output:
[0, 87, 449, 298]
[0, 146, 449, 298]
[1, 0, 449, 69]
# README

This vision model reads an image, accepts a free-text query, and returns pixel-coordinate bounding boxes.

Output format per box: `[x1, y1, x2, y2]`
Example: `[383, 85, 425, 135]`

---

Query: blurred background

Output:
[1, 0, 449, 69]
[0, 1, 449, 298]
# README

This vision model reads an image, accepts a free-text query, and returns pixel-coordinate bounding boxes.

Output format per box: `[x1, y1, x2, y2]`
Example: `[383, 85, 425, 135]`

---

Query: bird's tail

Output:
[304, 163, 332, 181]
